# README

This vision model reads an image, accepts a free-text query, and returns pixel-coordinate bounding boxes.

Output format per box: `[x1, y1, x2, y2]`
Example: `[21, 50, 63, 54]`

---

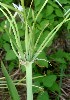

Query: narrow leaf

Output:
[1, 61, 20, 100]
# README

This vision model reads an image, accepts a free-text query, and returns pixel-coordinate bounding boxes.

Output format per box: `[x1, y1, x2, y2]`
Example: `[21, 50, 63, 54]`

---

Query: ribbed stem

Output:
[26, 62, 33, 100]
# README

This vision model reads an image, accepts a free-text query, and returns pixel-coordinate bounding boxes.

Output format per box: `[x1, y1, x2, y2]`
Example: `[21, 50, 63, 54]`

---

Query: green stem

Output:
[26, 62, 33, 100]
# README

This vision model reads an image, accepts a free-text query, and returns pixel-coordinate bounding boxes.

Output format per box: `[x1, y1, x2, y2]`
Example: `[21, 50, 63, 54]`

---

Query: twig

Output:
[61, 88, 68, 97]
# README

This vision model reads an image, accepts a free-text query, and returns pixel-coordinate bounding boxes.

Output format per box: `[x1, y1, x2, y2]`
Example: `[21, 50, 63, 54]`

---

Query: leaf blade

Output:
[1, 61, 20, 100]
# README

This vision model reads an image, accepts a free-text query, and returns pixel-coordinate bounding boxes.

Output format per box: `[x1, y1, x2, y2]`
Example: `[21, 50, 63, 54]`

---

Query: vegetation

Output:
[0, 0, 70, 100]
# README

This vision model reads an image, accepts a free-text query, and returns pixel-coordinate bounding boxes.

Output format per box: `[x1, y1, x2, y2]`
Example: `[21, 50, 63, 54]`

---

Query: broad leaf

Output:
[59, 0, 68, 4]
[49, 82, 60, 92]
[40, 20, 49, 29]
[3, 43, 10, 51]
[46, 5, 54, 16]
[43, 75, 57, 87]
[67, 21, 70, 29]
[55, 9, 63, 17]
[37, 51, 48, 67]
[2, 34, 10, 42]
[48, 1, 59, 8]
[5, 50, 16, 60]
[37, 91, 49, 100]
[33, 81, 40, 93]
[34, 0, 45, 7]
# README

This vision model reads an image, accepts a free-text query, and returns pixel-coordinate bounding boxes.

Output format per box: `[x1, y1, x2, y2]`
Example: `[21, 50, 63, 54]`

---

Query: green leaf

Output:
[33, 74, 44, 83]
[3, 43, 10, 51]
[64, 6, 70, 10]
[52, 50, 65, 58]
[38, 30, 53, 47]
[43, 75, 57, 87]
[50, 50, 68, 63]
[50, 50, 69, 64]
[26, 8, 34, 19]
[44, 32, 53, 47]
[34, 0, 45, 11]
[55, 9, 63, 17]
[67, 21, 70, 29]
[59, 0, 68, 4]
[1, 61, 20, 100]
[49, 82, 60, 92]
[34, 0, 45, 7]
[34, 0, 41, 7]
[0, 11, 4, 18]
[46, 5, 54, 16]
[8, 62, 15, 72]
[37, 91, 49, 100]
[19, 30, 25, 37]
[48, 14, 55, 20]
[37, 13, 43, 22]
[37, 51, 48, 67]
[2, 34, 10, 42]
[64, 53, 70, 60]
[48, 1, 59, 8]
[54, 58, 66, 64]
[2, 0, 13, 4]
[40, 20, 49, 29]
[33, 81, 40, 93]
[21, 40, 25, 50]
[5, 50, 16, 60]
[21, 65, 26, 73]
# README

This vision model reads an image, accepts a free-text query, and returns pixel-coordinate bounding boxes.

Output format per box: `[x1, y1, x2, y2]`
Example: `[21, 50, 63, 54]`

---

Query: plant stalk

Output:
[26, 62, 33, 100]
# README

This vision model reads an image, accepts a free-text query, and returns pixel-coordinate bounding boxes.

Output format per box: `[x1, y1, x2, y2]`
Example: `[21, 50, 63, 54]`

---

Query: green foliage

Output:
[43, 75, 57, 87]
[0, 0, 13, 4]
[2, 33, 10, 42]
[49, 82, 60, 92]
[3, 43, 10, 51]
[46, 5, 54, 17]
[55, 9, 63, 17]
[1, 61, 20, 100]
[37, 91, 49, 100]
[67, 21, 70, 29]
[50, 49, 70, 65]
[32, 81, 40, 93]
[5, 50, 16, 60]
[34, 0, 70, 30]
[59, 0, 68, 4]
[0, 0, 70, 100]
[37, 51, 48, 67]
